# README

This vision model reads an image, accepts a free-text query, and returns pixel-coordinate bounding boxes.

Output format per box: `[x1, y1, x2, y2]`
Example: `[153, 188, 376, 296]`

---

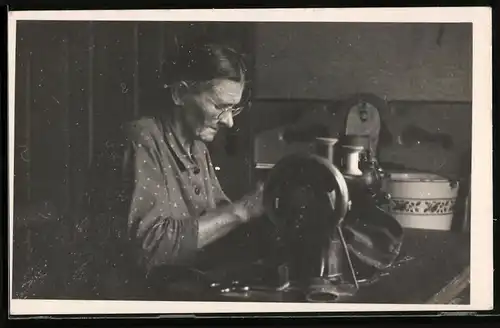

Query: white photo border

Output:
[8, 7, 493, 315]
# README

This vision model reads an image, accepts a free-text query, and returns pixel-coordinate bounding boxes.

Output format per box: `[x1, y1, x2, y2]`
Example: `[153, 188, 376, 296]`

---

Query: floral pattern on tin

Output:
[389, 198, 456, 215]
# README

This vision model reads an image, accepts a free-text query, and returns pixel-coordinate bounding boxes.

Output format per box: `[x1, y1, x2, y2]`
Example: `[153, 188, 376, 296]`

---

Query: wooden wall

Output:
[12, 21, 255, 298]
[14, 20, 255, 212]
[254, 22, 472, 102]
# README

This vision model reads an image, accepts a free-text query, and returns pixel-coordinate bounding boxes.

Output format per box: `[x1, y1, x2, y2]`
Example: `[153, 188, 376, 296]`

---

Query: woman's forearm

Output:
[197, 204, 246, 248]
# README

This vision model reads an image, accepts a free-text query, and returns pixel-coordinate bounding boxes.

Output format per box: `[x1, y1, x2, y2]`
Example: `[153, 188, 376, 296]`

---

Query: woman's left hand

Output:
[236, 182, 265, 221]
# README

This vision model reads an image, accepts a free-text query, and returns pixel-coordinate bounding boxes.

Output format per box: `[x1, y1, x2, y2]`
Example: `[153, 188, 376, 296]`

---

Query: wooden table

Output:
[342, 228, 470, 304]
[161, 228, 470, 304]
[13, 206, 470, 304]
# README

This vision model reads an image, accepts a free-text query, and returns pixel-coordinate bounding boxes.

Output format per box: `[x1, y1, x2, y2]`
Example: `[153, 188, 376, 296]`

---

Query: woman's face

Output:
[180, 78, 244, 143]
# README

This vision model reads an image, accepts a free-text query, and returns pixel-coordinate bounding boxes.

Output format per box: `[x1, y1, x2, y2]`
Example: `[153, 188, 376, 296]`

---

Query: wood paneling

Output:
[13, 21, 255, 298]
[14, 20, 254, 211]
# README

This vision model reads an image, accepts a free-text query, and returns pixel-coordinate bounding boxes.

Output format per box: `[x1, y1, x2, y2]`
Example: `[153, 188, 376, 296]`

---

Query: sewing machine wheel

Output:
[263, 153, 350, 240]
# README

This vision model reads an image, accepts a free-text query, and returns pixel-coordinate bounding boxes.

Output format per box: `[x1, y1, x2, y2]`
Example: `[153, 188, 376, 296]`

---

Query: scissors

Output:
[210, 279, 291, 294]
[209, 280, 253, 294]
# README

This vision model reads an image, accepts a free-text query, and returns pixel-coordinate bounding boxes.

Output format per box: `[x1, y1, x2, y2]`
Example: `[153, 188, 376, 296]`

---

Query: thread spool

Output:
[341, 145, 364, 176]
[315, 137, 338, 164]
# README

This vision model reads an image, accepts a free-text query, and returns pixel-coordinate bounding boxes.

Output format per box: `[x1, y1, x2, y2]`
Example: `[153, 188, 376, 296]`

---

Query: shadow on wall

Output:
[377, 101, 471, 180]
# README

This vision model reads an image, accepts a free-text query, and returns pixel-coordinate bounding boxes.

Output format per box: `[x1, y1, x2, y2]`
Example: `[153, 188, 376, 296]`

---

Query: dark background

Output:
[13, 20, 256, 298]
[12, 21, 472, 299]
[13, 20, 255, 216]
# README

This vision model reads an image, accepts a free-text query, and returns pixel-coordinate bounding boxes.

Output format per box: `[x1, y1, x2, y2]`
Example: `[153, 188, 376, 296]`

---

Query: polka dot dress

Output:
[123, 117, 231, 267]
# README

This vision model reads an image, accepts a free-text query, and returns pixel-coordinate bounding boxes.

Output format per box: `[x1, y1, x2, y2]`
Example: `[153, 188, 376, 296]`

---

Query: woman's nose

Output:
[219, 112, 234, 128]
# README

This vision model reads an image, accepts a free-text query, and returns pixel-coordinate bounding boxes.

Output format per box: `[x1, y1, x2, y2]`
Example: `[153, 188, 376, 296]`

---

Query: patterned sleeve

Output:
[122, 122, 198, 269]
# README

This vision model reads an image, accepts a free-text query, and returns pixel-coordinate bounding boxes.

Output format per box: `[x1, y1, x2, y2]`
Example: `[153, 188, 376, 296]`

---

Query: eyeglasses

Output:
[175, 80, 252, 120]
[215, 88, 252, 120]
[215, 104, 245, 120]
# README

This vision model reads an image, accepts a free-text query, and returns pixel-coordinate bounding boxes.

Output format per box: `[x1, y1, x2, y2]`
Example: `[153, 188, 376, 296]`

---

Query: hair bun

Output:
[162, 42, 246, 86]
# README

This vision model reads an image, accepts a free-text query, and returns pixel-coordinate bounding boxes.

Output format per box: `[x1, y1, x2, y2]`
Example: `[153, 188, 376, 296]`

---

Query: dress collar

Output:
[161, 115, 205, 171]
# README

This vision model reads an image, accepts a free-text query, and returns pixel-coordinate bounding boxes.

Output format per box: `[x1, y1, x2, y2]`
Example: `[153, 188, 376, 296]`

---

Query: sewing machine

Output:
[256, 135, 399, 301]
[198, 94, 403, 302]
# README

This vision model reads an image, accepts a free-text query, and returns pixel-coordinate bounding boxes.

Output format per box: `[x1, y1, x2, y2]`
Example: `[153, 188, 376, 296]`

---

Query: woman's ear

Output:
[171, 81, 189, 106]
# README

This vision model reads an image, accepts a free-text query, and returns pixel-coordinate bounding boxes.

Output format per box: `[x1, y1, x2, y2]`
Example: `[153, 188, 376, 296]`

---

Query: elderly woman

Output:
[125, 43, 264, 268]
[84, 43, 265, 297]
